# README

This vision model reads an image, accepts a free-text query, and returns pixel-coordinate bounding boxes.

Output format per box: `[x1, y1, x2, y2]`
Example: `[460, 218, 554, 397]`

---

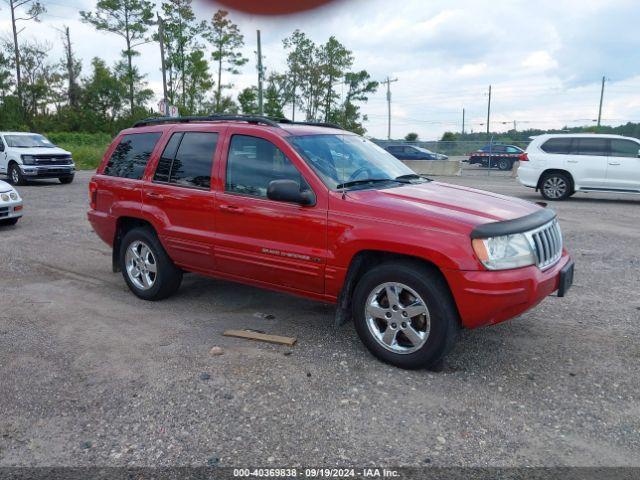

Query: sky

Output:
[2, 0, 640, 139]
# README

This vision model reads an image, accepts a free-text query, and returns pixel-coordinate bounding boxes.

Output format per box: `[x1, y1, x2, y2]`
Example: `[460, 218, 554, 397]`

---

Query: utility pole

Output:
[157, 13, 168, 115]
[257, 30, 264, 116]
[462, 108, 465, 135]
[382, 76, 398, 140]
[486, 84, 492, 137]
[513, 120, 517, 132]
[597, 75, 605, 128]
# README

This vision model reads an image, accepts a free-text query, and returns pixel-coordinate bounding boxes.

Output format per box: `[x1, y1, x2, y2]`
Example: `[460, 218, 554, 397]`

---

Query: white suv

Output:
[517, 133, 640, 200]
[0, 132, 75, 185]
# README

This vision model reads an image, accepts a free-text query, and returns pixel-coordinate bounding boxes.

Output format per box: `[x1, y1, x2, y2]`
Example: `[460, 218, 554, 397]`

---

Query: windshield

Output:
[4, 134, 55, 148]
[289, 134, 416, 189]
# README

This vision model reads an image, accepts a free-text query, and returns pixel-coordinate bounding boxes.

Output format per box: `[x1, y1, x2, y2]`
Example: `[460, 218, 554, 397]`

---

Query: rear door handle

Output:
[608, 162, 621, 165]
[145, 191, 165, 200]
[219, 204, 244, 214]
[567, 160, 579, 163]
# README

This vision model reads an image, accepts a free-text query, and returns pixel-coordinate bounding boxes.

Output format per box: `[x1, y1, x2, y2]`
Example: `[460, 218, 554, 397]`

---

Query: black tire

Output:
[59, 175, 74, 184]
[119, 226, 183, 301]
[540, 172, 572, 201]
[8, 164, 27, 186]
[0, 217, 19, 226]
[497, 158, 512, 171]
[352, 261, 459, 370]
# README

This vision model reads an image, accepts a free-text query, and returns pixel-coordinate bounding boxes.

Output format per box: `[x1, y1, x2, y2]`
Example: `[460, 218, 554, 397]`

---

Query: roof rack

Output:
[132, 114, 345, 131]
[132, 114, 281, 128]
[276, 118, 344, 130]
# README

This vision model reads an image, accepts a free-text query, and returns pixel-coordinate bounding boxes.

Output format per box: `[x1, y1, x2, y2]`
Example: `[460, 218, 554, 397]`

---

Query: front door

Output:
[214, 133, 327, 294]
[607, 138, 640, 191]
[143, 130, 220, 272]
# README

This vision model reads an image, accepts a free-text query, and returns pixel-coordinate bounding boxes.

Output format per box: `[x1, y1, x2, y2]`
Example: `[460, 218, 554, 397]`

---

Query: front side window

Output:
[104, 133, 161, 179]
[226, 135, 310, 198]
[576, 138, 608, 156]
[154, 132, 218, 189]
[610, 139, 639, 158]
[289, 134, 416, 190]
[541, 138, 573, 154]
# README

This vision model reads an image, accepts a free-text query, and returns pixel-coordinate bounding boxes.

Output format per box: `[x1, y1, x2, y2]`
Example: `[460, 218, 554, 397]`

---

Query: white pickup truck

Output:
[0, 132, 75, 185]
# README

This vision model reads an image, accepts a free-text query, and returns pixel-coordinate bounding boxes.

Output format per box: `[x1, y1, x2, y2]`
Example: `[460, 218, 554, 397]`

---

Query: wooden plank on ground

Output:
[223, 329, 297, 347]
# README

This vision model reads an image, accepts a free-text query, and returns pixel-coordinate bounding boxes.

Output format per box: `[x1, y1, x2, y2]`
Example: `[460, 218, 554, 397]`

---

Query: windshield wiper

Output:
[335, 178, 399, 189]
[395, 174, 431, 182]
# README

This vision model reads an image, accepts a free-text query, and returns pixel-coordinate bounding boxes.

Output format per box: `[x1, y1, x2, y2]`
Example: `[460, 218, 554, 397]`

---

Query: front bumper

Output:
[0, 199, 23, 220]
[21, 164, 75, 178]
[443, 253, 573, 329]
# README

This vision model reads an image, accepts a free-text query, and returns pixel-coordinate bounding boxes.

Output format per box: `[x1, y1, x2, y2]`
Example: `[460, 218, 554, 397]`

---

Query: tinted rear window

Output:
[541, 138, 573, 154]
[153, 132, 218, 189]
[103, 133, 161, 179]
[576, 138, 608, 156]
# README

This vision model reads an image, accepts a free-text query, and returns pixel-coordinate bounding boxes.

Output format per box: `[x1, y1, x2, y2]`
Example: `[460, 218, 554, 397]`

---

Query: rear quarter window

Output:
[103, 133, 162, 179]
[540, 138, 573, 154]
[610, 139, 639, 157]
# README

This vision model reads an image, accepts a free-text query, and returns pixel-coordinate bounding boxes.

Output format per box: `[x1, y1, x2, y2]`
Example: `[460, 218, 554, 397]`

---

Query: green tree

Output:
[318, 36, 353, 122]
[83, 57, 126, 127]
[264, 73, 288, 118]
[18, 40, 63, 118]
[237, 86, 258, 114]
[206, 9, 248, 112]
[405, 132, 418, 142]
[331, 70, 377, 134]
[161, 0, 205, 108]
[0, 50, 13, 100]
[283, 30, 314, 121]
[114, 59, 153, 113]
[81, 0, 154, 113]
[441, 132, 456, 141]
[183, 50, 213, 114]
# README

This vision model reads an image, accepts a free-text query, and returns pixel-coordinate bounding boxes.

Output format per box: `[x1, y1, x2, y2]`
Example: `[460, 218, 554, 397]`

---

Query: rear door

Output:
[607, 138, 640, 191]
[214, 131, 328, 294]
[569, 138, 609, 189]
[143, 129, 221, 272]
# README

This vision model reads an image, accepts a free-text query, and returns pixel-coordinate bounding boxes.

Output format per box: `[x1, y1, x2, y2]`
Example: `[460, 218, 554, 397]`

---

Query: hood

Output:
[0, 180, 14, 193]
[12, 146, 71, 156]
[343, 181, 542, 234]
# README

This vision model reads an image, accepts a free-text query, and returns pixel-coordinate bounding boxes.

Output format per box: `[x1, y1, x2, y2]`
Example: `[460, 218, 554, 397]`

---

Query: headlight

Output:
[10, 192, 18, 200]
[472, 233, 536, 270]
[21, 155, 36, 165]
[1, 193, 9, 202]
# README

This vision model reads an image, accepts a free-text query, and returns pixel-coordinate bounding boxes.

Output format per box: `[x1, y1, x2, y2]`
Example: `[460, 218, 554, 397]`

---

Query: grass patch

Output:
[46, 132, 113, 170]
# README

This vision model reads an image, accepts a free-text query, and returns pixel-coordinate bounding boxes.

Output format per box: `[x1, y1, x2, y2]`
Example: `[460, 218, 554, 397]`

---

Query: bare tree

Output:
[3, 0, 46, 106]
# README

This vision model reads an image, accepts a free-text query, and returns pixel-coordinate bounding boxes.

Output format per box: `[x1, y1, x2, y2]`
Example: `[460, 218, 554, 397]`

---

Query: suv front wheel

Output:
[120, 227, 183, 300]
[352, 261, 459, 370]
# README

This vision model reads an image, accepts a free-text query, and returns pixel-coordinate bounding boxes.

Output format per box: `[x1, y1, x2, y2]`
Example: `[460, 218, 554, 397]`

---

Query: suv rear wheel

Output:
[540, 172, 572, 201]
[119, 227, 183, 300]
[352, 261, 459, 370]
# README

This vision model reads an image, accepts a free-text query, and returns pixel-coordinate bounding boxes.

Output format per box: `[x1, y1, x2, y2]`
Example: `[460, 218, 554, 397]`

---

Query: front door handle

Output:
[145, 191, 165, 200]
[219, 204, 244, 214]
[567, 160, 579, 163]
[608, 162, 621, 166]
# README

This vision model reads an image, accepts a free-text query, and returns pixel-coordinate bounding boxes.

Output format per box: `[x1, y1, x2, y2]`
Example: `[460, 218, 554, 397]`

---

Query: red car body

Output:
[88, 121, 572, 330]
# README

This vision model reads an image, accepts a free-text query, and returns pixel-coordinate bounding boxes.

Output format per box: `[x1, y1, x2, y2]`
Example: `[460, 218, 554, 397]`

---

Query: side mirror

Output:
[267, 179, 315, 206]
[637, 149, 640, 158]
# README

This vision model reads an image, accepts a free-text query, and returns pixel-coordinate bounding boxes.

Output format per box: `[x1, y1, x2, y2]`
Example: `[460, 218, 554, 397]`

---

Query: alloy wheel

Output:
[543, 176, 567, 199]
[125, 240, 158, 290]
[365, 282, 430, 354]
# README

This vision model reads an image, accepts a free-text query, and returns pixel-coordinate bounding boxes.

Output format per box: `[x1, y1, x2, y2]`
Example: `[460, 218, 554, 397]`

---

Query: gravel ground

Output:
[0, 169, 638, 467]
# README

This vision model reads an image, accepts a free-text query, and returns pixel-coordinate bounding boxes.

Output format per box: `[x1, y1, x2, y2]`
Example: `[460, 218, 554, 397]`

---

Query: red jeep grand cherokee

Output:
[88, 115, 574, 369]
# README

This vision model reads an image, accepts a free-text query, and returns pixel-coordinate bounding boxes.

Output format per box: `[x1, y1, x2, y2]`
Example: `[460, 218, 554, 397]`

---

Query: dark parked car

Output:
[386, 145, 448, 160]
[467, 144, 524, 170]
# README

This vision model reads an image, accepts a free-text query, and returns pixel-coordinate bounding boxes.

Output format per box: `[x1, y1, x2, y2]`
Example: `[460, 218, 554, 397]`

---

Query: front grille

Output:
[34, 156, 72, 165]
[0, 207, 8, 218]
[527, 219, 563, 269]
